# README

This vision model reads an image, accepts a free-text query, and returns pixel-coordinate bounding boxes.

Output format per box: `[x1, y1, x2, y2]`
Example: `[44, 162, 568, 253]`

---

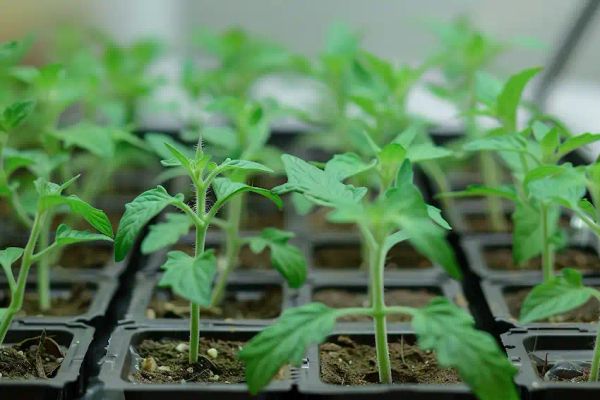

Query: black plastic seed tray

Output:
[461, 232, 600, 281]
[122, 270, 299, 327]
[0, 269, 119, 328]
[502, 328, 600, 400]
[298, 327, 478, 399]
[481, 275, 600, 331]
[298, 271, 469, 330]
[98, 324, 293, 400]
[0, 322, 94, 400]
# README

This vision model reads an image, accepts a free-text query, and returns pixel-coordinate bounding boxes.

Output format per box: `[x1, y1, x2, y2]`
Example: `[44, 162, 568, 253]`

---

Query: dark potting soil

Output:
[505, 288, 600, 323]
[313, 289, 438, 322]
[57, 244, 112, 270]
[0, 334, 65, 380]
[0, 284, 93, 317]
[133, 337, 268, 384]
[314, 243, 432, 270]
[320, 335, 460, 385]
[484, 247, 600, 273]
[148, 287, 282, 320]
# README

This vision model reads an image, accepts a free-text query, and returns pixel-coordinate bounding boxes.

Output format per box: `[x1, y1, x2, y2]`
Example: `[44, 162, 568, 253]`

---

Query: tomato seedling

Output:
[0, 173, 113, 344]
[144, 97, 306, 307]
[114, 138, 307, 363]
[239, 152, 518, 400]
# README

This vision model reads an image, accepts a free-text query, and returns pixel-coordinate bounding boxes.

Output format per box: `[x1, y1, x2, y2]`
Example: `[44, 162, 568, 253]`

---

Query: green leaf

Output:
[201, 125, 238, 150]
[239, 303, 338, 394]
[249, 228, 307, 288]
[158, 250, 217, 306]
[0, 247, 23, 291]
[539, 127, 560, 161]
[219, 159, 274, 174]
[426, 205, 451, 230]
[290, 193, 314, 215]
[378, 143, 407, 187]
[496, 67, 541, 129]
[212, 177, 282, 211]
[412, 298, 519, 400]
[557, 133, 600, 158]
[324, 153, 376, 181]
[273, 155, 367, 207]
[520, 269, 598, 323]
[162, 142, 193, 172]
[325, 22, 359, 57]
[1, 100, 35, 131]
[406, 143, 452, 162]
[141, 213, 192, 254]
[0, 247, 23, 271]
[463, 135, 527, 153]
[525, 164, 586, 206]
[475, 71, 502, 106]
[441, 184, 517, 201]
[511, 201, 559, 264]
[384, 186, 461, 278]
[115, 186, 183, 261]
[40, 194, 113, 238]
[145, 133, 194, 161]
[2, 148, 37, 176]
[50, 123, 115, 159]
[383, 230, 410, 254]
[54, 224, 113, 246]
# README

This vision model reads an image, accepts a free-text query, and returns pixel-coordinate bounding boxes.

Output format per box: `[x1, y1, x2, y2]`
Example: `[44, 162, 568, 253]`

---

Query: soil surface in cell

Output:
[484, 247, 599, 273]
[133, 337, 274, 384]
[57, 245, 112, 270]
[314, 243, 432, 270]
[313, 288, 439, 322]
[320, 335, 461, 385]
[148, 286, 282, 320]
[0, 335, 65, 379]
[505, 288, 599, 323]
[0, 284, 93, 317]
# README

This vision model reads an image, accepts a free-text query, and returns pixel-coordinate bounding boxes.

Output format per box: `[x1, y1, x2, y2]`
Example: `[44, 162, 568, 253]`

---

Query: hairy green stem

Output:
[540, 204, 554, 282]
[480, 152, 508, 231]
[370, 239, 392, 384]
[189, 179, 208, 364]
[211, 194, 243, 306]
[0, 212, 45, 344]
[590, 325, 600, 382]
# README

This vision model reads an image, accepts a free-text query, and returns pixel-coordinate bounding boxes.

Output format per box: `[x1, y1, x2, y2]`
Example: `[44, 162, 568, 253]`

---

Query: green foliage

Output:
[0, 101, 35, 132]
[239, 303, 339, 394]
[274, 154, 367, 207]
[212, 177, 282, 210]
[114, 186, 184, 261]
[249, 228, 307, 288]
[141, 213, 192, 254]
[53, 224, 112, 246]
[412, 298, 519, 400]
[520, 269, 600, 323]
[159, 250, 218, 306]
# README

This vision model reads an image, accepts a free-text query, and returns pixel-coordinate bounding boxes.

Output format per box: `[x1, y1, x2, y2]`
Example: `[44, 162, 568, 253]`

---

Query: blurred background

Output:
[2, 0, 599, 134]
